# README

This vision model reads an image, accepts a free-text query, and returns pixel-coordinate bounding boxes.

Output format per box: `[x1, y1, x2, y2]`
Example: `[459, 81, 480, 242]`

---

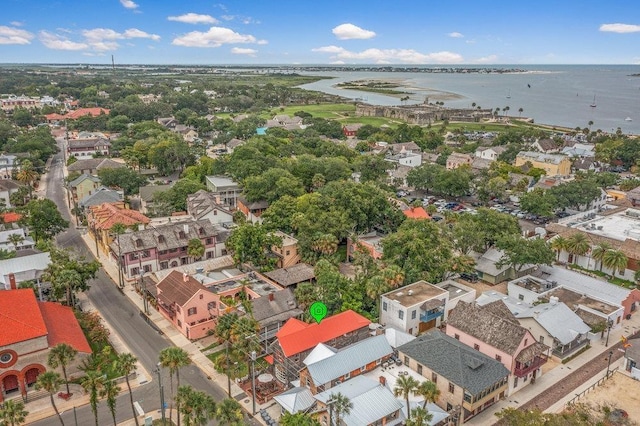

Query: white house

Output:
[380, 281, 448, 336]
[475, 146, 506, 161]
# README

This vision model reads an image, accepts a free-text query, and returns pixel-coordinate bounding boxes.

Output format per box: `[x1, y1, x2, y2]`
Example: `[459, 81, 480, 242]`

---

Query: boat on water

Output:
[625, 117, 633, 121]
[590, 94, 597, 108]
[506, 89, 511, 99]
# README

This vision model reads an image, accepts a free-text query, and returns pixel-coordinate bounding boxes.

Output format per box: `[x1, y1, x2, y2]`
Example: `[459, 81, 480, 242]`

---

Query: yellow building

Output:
[514, 151, 572, 176]
[69, 174, 101, 204]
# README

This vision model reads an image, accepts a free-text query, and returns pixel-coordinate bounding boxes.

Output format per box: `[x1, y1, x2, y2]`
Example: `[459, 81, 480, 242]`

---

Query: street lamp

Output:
[605, 318, 614, 347]
[250, 350, 257, 415]
[155, 363, 166, 424]
[606, 350, 614, 377]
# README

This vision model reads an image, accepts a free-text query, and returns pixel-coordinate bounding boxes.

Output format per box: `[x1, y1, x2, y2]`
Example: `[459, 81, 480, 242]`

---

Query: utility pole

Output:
[155, 364, 166, 424]
[250, 350, 257, 415]
[226, 342, 231, 397]
[605, 318, 614, 347]
[606, 350, 614, 377]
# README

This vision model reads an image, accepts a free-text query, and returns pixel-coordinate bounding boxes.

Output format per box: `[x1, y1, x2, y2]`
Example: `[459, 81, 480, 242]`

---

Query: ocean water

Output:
[298, 65, 640, 134]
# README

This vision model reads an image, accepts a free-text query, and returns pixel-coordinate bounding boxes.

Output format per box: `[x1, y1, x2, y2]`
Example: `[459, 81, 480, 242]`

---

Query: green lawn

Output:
[264, 103, 356, 120]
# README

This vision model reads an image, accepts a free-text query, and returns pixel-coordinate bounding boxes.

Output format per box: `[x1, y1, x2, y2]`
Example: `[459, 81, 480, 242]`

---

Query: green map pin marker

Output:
[310, 301, 328, 323]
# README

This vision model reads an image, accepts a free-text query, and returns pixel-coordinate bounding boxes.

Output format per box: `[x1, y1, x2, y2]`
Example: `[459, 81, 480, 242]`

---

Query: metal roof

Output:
[516, 302, 591, 345]
[273, 386, 315, 414]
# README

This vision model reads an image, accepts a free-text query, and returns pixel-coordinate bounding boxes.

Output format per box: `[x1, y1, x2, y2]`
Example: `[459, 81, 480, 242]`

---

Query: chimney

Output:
[8, 273, 16, 290]
[268, 293, 274, 302]
[379, 376, 386, 386]
[183, 273, 189, 282]
[183, 224, 189, 234]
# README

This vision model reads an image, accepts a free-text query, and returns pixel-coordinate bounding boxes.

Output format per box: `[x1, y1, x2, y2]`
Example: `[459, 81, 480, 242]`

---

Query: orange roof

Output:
[88, 202, 150, 230]
[403, 207, 431, 220]
[39, 302, 92, 353]
[264, 355, 274, 365]
[45, 113, 66, 121]
[66, 108, 110, 120]
[1, 212, 22, 223]
[276, 310, 370, 357]
[0, 289, 48, 346]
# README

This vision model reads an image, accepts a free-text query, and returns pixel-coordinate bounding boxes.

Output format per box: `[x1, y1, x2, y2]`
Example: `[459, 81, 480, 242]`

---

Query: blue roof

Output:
[256, 127, 267, 135]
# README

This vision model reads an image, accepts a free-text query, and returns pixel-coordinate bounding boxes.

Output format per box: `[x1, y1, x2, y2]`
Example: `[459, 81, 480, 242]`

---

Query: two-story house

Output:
[446, 301, 549, 395]
[347, 231, 385, 261]
[398, 330, 510, 424]
[514, 151, 572, 177]
[187, 190, 234, 226]
[66, 158, 125, 176]
[474, 146, 506, 161]
[446, 153, 473, 170]
[270, 310, 371, 385]
[0, 229, 35, 252]
[205, 176, 242, 208]
[67, 137, 111, 159]
[87, 202, 150, 256]
[270, 231, 300, 268]
[237, 197, 269, 223]
[0, 155, 17, 180]
[69, 174, 101, 205]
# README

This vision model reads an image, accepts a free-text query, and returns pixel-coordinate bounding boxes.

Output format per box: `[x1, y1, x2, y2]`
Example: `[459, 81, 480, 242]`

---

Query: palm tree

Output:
[159, 347, 192, 426]
[35, 371, 65, 426]
[549, 236, 568, 262]
[177, 385, 216, 426]
[215, 398, 244, 425]
[0, 399, 28, 426]
[176, 385, 196, 426]
[591, 242, 612, 271]
[381, 265, 405, 288]
[114, 352, 140, 426]
[280, 412, 321, 426]
[102, 380, 120, 426]
[394, 375, 419, 420]
[48, 343, 78, 394]
[405, 407, 433, 426]
[518, 107, 524, 117]
[602, 249, 628, 276]
[187, 238, 205, 262]
[80, 370, 105, 426]
[7, 233, 24, 249]
[414, 380, 440, 410]
[15, 159, 39, 200]
[311, 233, 339, 256]
[365, 275, 390, 318]
[588, 120, 594, 131]
[329, 392, 353, 426]
[566, 233, 590, 265]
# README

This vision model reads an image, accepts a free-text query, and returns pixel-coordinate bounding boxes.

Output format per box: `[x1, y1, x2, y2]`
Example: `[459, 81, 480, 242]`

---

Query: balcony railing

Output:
[514, 355, 548, 377]
[420, 309, 444, 323]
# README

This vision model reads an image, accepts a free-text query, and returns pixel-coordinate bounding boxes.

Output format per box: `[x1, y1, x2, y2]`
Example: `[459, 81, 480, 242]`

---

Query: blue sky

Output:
[1, 0, 640, 64]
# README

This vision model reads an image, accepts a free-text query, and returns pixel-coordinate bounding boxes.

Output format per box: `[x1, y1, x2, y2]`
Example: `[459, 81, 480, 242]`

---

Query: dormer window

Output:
[199, 227, 205, 236]
[179, 231, 186, 239]
[136, 238, 143, 248]
[158, 235, 165, 244]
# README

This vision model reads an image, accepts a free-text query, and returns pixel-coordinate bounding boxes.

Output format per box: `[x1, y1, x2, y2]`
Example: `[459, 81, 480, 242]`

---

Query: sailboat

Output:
[506, 89, 511, 99]
[590, 94, 596, 108]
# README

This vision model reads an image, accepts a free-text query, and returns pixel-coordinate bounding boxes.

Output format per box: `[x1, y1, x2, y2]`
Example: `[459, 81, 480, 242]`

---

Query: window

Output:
[382, 301, 387, 311]
[518, 294, 525, 301]
[129, 254, 136, 261]
[524, 338, 528, 346]
[179, 231, 186, 239]
[177, 320, 182, 327]
[285, 250, 290, 256]
[207, 302, 216, 310]
[160, 262, 168, 270]
[131, 267, 139, 276]
[158, 235, 165, 243]
[199, 227, 205, 235]
[136, 239, 143, 248]
[206, 238, 213, 245]
[454, 334, 460, 340]
[187, 307, 197, 316]
[399, 310, 404, 320]
[411, 310, 416, 320]
[446, 403, 453, 411]
[432, 372, 437, 383]
[417, 365, 422, 375]
[143, 265, 152, 273]
[513, 377, 518, 388]
[474, 343, 480, 351]
[448, 383, 455, 393]
[539, 336, 544, 344]
[199, 294, 204, 299]
[213, 210, 217, 216]
[495, 354, 502, 362]
[404, 356, 409, 366]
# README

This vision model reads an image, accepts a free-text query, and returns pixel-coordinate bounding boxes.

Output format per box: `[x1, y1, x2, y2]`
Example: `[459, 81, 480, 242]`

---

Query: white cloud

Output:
[39, 31, 88, 50]
[473, 54, 498, 64]
[448, 32, 464, 38]
[172, 26, 260, 47]
[231, 47, 257, 56]
[123, 28, 161, 40]
[0, 26, 34, 45]
[257, 39, 268, 45]
[221, 15, 235, 21]
[313, 45, 464, 64]
[10, 21, 23, 27]
[330, 60, 345, 64]
[332, 23, 376, 40]
[168, 13, 218, 25]
[120, 0, 139, 9]
[599, 23, 640, 33]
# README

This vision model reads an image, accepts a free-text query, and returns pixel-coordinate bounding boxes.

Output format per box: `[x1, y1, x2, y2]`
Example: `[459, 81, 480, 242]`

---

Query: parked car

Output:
[460, 272, 479, 282]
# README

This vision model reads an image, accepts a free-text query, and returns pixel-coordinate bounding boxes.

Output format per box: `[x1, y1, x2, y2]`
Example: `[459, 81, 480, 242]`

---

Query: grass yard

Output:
[265, 103, 356, 120]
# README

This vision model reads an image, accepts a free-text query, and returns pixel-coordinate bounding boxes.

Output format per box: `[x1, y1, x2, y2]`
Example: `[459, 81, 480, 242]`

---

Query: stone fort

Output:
[355, 103, 493, 125]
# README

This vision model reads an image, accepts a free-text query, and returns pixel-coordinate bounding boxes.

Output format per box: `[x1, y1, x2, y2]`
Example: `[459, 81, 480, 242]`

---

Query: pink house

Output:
[347, 231, 384, 261]
[446, 301, 549, 395]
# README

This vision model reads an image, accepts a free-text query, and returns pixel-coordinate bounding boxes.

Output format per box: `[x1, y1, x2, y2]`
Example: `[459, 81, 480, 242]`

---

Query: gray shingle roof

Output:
[69, 173, 100, 188]
[263, 263, 315, 287]
[186, 190, 233, 220]
[398, 330, 509, 396]
[250, 288, 302, 327]
[304, 335, 392, 386]
[79, 186, 122, 208]
[67, 158, 124, 172]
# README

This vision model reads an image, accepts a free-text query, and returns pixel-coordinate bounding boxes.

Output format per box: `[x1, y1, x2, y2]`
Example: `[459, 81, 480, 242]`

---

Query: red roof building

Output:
[402, 206, 431, 220]
[271, 310, 372, 384]
[0, 212, 22, 223]
[87, 202, 150, 256]
[0, 289, 91, 402]
[44, 108, 110, 123]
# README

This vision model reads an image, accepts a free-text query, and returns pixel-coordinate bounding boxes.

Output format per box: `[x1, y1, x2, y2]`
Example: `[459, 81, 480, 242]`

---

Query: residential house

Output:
[67, 158, 125, 176]
[237, 197, 269, 223]
[173, 125, 199, 143]
[391, 142, 422, 155]
[0, 155, 17, 179]
[270, 310, 371, 385]
[446, 301, 549, 395]
[264, 263, 315, 289]
[273, 386, 315, 416]
[251, 288, 303, 352]
[385, 151, 422, 168]
[342, 124, 363, 137]
[471, 247, 536, 284]
[205, 175, 242, 207]
[68, 174, 101, 204]
[112, 220, 228, 280]
[312, 376, 405, 426]
[561, 143, 596, 158]
[624, 338, 640, 379]
[0, 289, 91, 402]
[0, 180, 23, 208]
[380, 281, 449, 336]
[78, 186, 123, 210]
[402, 206, 431, 220]
[63, 107, 110, 120]
[398, 330, 510, 424]
[271, 231, 300, 268]
[531, 138, 559, 153]
[446, 153, 473, 170]
[156, 117, 178, 129]
[1, 95, 39, 112]
[628, 186, 640, 207]
[573, 158, 602, 173]
[347, 231, 385, 260]
[225, 138, 245, 153]
[435, 279, 477, 315]
[187, 190, 234, 225]
[474, 146, 506, 161]
[0, 229, 35, 252]
[67, 137, 111, 159]
[87, 202, 150, 256]
[299, 335, 393, 394]
[0, 252, 51, 290]
[138, 94, 162, 104]
[514, 151, 572, 177]
[139, 184, 173, 215]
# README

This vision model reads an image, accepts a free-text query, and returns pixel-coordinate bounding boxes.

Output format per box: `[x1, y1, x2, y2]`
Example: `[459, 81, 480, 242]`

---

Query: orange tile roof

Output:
[45, 113, 67, 121]
[1, 212, 22, 223]
[39, 302, 92, 353]
[276, 310, 370, 357]
[0, 289, 48, 346]
[89, 202, 150, 230]
[65, 107, 110, 120]
[403, 207, 431, 220]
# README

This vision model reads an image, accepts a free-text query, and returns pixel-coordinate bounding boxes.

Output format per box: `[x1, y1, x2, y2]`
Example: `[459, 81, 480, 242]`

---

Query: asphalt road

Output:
[32, 140, 231, 425]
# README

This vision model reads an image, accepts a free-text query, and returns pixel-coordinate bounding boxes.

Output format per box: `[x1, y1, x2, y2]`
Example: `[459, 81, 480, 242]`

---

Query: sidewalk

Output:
[79, 231, 275, 425]
[467, 312, 640, 425]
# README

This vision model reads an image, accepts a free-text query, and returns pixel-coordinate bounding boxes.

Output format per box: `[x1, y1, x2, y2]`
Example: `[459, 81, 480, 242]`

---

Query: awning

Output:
[265, 355, 274, 365]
